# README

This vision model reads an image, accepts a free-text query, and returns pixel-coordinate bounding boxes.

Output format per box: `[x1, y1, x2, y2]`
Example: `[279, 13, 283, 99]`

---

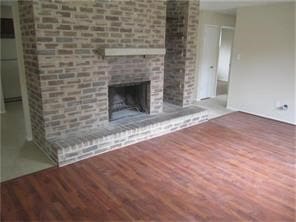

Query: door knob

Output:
[210, 66, 214, 69]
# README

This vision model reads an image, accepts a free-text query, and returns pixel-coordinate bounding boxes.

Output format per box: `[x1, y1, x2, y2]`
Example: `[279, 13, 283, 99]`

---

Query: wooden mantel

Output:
[97, 48, 166, 57]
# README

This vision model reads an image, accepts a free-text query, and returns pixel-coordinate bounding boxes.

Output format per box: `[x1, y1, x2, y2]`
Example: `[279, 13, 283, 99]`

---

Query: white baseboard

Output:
[227, 106, 296, 125]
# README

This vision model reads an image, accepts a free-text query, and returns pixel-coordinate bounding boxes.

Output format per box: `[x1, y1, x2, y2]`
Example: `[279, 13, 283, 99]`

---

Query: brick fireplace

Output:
[18, 0, 202, 166]
[19, 0, 167, 161]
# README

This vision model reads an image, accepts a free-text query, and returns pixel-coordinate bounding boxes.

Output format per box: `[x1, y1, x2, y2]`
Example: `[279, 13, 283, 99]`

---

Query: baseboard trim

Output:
[227, 106, 296, 125]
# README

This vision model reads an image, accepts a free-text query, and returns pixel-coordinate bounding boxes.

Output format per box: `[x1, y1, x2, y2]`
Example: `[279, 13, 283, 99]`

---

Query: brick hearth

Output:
[49, 104, 207, 166]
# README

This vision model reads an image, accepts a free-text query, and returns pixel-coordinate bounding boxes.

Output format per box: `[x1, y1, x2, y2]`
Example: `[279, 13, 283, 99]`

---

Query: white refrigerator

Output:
[1, 37, 21, 100]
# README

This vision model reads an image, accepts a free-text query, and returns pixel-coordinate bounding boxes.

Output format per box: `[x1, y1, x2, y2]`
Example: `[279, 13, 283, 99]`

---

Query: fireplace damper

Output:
[108, 81, 150, 121]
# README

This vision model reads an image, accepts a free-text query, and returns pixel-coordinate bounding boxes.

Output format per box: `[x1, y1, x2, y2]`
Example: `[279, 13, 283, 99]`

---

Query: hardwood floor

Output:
[1, 112, 295, 221]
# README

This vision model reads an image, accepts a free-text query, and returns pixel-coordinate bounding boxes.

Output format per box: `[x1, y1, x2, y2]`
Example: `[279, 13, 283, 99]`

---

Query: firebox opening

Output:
[108, 81, 150, 121]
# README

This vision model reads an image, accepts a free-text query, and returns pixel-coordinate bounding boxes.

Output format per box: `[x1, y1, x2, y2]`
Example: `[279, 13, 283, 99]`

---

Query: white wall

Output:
[1, 5, 21, 100]
[198, 11, 236, 28]
[195, 11, 236, 100]
[228, 3, 296, 124]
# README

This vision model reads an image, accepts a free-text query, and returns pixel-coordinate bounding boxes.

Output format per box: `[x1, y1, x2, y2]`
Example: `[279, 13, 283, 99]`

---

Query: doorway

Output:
[216, 27, 234, 96]
[197, 25, 220, 99]
[1, 4, 54, 182]
[197, 25, 234, 100]
[1, 6, 21, 105]
[195, 25, 235, 119]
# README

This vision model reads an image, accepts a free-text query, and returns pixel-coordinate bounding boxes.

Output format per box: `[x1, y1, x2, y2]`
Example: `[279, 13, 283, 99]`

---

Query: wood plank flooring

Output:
[1, 112, 295, 221]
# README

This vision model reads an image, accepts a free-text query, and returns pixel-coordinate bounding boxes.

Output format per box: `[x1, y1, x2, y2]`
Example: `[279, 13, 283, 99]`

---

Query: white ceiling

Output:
[200, 0, 293, 15]
[1, 0, 292, 15]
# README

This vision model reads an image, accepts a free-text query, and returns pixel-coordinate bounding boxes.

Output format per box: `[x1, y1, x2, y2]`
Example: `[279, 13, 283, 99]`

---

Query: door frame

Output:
[196, 24, 220, 100]
[9, 2, 33, 141]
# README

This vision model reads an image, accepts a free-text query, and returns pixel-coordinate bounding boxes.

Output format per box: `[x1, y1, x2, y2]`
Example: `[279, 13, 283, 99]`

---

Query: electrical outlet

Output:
[282, 104, 289, 110]
[275, 101, 289, 111]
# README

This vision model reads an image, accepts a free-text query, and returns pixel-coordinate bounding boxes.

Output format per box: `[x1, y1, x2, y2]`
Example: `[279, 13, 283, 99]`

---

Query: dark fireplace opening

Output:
[108, 81, 150, 121]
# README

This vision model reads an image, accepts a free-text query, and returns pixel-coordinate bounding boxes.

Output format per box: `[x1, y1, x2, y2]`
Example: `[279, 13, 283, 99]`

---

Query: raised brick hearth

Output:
[49, 104, 208, 166]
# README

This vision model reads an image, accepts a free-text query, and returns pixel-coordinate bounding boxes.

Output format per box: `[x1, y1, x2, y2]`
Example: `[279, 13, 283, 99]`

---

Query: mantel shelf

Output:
[97, 48, 166, 57]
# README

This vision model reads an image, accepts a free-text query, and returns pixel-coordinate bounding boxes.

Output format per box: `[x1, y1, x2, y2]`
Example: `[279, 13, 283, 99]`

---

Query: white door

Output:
[198, 25, 220, 99]
[217, 28, 234, 82]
